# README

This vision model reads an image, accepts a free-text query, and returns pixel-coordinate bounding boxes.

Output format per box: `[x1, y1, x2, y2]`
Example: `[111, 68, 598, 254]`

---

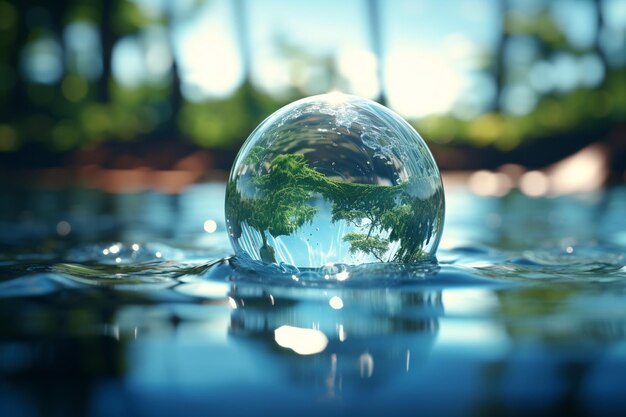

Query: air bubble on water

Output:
[226, 93, 445, 270]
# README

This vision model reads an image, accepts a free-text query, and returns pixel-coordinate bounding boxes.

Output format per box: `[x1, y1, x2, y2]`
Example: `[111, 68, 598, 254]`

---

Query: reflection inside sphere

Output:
[226, 93, 445, 268]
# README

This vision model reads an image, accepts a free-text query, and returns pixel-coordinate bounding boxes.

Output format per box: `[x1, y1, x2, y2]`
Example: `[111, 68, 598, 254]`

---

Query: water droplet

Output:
[329, 296, 344, 309]
[56, 220, 71, 236]
[203, 219, 218, 233]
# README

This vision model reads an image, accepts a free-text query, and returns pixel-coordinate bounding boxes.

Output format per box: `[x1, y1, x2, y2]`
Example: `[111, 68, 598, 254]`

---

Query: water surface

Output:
[1, 183, 626, 416]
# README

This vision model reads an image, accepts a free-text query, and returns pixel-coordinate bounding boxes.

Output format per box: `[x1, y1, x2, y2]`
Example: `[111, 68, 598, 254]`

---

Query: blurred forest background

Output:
[0, 0, 624, 195]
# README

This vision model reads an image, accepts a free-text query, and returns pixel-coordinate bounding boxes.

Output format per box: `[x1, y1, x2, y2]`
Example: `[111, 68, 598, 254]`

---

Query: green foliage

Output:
[383, 191, 437, 263]
[2, 0, 625, 157]
[179, 83, 281, 149]
[115, 0, 165, 35]
[227, 153, 442, 264]
[343, 233, 389, 262]
[505, 11, 568, 48]
[416, 69, 626, 151]
[245, 145, 265, 167]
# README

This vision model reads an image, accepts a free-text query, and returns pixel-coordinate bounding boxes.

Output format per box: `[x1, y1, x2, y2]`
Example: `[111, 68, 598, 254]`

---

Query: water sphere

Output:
[226, 93, 444, 269]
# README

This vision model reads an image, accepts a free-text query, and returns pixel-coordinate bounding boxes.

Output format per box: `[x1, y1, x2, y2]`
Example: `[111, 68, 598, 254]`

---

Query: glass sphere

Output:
[226, 93, 444, 268]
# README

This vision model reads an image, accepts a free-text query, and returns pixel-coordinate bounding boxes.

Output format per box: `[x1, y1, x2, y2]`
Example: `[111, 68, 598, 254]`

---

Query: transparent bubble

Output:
[226, 93, 445, 268]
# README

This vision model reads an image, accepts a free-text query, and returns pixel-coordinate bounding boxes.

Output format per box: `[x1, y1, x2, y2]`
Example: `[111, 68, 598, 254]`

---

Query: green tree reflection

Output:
[227, 152, 442, 264]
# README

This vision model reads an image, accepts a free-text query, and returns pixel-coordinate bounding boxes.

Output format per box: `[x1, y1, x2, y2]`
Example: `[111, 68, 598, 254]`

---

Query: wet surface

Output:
[1, 183, 626, 416]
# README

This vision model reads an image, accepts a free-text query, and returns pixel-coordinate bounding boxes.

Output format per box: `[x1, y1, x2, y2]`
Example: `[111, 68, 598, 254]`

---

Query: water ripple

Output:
[220, 255, 441, 287]
[1, 238, 626, 299]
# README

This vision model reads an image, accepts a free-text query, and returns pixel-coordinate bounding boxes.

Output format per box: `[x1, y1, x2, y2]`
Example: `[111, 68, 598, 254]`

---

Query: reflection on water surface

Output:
[1, 184, 626, 416]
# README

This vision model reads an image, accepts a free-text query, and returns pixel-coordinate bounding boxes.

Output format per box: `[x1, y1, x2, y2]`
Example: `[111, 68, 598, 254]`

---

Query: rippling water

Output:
[1, 183, 626, 416]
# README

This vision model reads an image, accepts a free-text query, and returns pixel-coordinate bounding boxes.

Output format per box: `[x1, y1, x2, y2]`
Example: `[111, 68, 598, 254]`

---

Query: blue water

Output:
[1, 183, 626, 416]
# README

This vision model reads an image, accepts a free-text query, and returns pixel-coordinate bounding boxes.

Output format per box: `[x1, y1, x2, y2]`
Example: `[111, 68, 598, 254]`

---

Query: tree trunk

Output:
[259, 232, 277, 263]
[99, 0, 114, 103]
[159, 6, 183, 142]
[366, 0, 387, 105]
[4, 2, 27, 123]
[492, 0, 510, 112]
